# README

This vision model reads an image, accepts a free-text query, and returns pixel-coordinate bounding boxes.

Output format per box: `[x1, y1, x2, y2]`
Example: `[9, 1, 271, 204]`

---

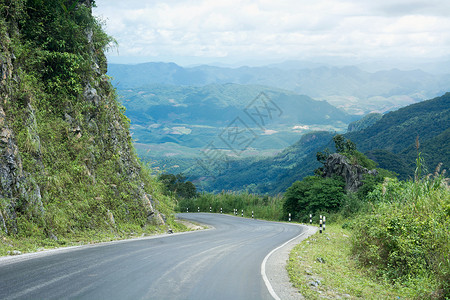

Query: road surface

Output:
[0, 213, 310, 300]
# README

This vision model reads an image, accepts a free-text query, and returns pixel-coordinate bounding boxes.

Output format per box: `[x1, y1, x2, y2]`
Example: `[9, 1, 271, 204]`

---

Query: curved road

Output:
[0, 213, 309, 300]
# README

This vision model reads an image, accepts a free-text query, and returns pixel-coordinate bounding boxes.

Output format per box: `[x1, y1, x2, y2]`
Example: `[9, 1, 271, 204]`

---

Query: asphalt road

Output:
[0, 213, 308, 300]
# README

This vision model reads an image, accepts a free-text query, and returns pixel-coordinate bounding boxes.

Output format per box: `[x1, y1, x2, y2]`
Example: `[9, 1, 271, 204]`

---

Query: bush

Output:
[159, 173, 197, 199]
[351, 176, 450, 298]
[177, 192, 284, 221]
[283, 175, 345, 221]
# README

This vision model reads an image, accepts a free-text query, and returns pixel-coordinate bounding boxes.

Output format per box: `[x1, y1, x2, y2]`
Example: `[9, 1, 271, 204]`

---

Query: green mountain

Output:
[199, 131, 334, 194]
[109, 62, 450, 114]
[120, 83, 353, 127]
[204, 93, 450, 193]
[119, 83, 354, 163]
[347, 93, 450, 179]
[0, 1, 173, 243]
[347, 113, 382, 132]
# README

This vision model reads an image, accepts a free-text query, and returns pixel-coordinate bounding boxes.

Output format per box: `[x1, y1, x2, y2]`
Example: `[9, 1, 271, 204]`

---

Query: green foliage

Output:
[176, 192, 284, 221]
[283, 175, 346, 221]
[366, 149, 411, 179]
[20, 0, 107, 54]
[351, 176, 450, 298]
[347, 113, 383, 132]
[206, 131, 335, 194]
[315, 148, 330, 165]
[287, 223, 415, 299]
[333, 134, 356, 155]
[349, 150, 377, 169]
[42, 51, 85, 96]
[331, 134, 376, 169]
[356, 168, 397, 199]
[159, 173, 197, 199]
[346, 93, 450, 179]
[15, 0, 113, 97]
[0, 0, 176, 246]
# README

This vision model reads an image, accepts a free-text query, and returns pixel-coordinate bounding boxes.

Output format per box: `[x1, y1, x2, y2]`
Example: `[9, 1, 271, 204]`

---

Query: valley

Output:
[109, 63, 450, 193]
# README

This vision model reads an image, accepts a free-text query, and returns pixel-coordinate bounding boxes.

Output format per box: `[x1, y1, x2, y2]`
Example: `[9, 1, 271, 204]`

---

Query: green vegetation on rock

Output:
[284, 136, 449, 298]
[0, 0, 177, 254]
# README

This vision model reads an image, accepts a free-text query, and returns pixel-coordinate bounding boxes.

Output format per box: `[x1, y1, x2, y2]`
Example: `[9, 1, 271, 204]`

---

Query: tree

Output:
[283, 176, 345, 221]
[333, 134, 356, 156]
[159, 173, 197, 199]
[320, 134, 376, 169]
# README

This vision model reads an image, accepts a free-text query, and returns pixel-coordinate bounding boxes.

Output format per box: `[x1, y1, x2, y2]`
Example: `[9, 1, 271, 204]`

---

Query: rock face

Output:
[322, 153, 378, 192]
[0, 31, 44, 234]
[0, 1, 167, 237]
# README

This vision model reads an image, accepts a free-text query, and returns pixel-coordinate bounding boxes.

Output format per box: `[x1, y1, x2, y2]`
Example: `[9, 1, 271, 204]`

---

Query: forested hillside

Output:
[0, 0, 175, 250]
[206, 93, 450, 193]
[201, 131, 334, 194]
[347, 93, 450, 179]
[347, 113, 382, 132]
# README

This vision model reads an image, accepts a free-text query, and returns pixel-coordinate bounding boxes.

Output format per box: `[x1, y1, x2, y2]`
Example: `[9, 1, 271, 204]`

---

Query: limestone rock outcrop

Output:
[322, 153, 378, 192]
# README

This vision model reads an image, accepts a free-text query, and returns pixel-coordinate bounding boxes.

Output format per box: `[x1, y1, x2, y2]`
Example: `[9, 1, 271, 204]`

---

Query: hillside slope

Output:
[119, 83, 353, 152]
[205, 93, 450, 193]
[203, 131, 334, 194]
[0, 1, 173, 242]
[347, 93, 450, 178]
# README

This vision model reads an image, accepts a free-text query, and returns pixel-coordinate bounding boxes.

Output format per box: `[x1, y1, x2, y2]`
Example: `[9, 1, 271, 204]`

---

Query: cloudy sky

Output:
[93, 0, 450, 67]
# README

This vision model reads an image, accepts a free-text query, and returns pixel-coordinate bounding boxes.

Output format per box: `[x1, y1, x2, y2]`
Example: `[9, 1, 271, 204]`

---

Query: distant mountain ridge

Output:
[109, 62, 450, 114]
[121, 83, 353, 125]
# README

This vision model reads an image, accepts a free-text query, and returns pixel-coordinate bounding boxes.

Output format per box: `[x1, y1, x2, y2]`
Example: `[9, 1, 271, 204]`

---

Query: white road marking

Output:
[261, 225, 312, 300]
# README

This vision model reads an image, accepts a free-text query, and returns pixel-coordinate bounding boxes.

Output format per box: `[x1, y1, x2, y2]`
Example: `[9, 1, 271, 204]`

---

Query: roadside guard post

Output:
[319, 215, 323, 233]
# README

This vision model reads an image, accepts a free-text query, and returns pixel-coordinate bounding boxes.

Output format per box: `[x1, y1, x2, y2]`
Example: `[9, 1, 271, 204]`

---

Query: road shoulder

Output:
[264, 224, 318, 300]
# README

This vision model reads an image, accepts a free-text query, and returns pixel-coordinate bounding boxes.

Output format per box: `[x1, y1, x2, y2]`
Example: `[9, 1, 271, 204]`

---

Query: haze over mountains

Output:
[109, 62, 450, 114]
[107, 61, 450, 193]
[120, 83, 353, 149]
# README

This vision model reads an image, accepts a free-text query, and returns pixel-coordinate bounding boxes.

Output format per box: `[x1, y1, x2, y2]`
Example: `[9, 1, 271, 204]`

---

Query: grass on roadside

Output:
[287, 223, 423, 299]
[0, 219, 189, 256]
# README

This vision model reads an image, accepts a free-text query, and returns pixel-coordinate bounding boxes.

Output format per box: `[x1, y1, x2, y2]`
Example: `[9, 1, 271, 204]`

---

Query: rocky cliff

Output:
[322, 153, 378, 192]
[0, 1, 170, 240]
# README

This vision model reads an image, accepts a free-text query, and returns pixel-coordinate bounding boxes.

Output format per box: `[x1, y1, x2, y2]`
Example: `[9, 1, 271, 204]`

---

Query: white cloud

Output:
[93, 0, 450, 65]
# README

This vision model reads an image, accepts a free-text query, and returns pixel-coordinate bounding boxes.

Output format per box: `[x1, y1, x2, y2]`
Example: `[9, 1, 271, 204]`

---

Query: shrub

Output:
[283, 175, 345, 221]
[177, 192, 284, 221]
[351, 176, 450, 298]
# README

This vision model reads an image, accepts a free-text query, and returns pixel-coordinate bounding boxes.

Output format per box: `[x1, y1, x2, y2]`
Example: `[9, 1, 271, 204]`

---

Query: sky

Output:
[93, 0, 450, 68]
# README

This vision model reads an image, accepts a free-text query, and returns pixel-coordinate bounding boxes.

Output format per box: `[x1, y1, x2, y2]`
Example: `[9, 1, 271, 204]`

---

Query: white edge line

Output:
[261, 225, 313, 300]
[0, 222, 214, 266]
